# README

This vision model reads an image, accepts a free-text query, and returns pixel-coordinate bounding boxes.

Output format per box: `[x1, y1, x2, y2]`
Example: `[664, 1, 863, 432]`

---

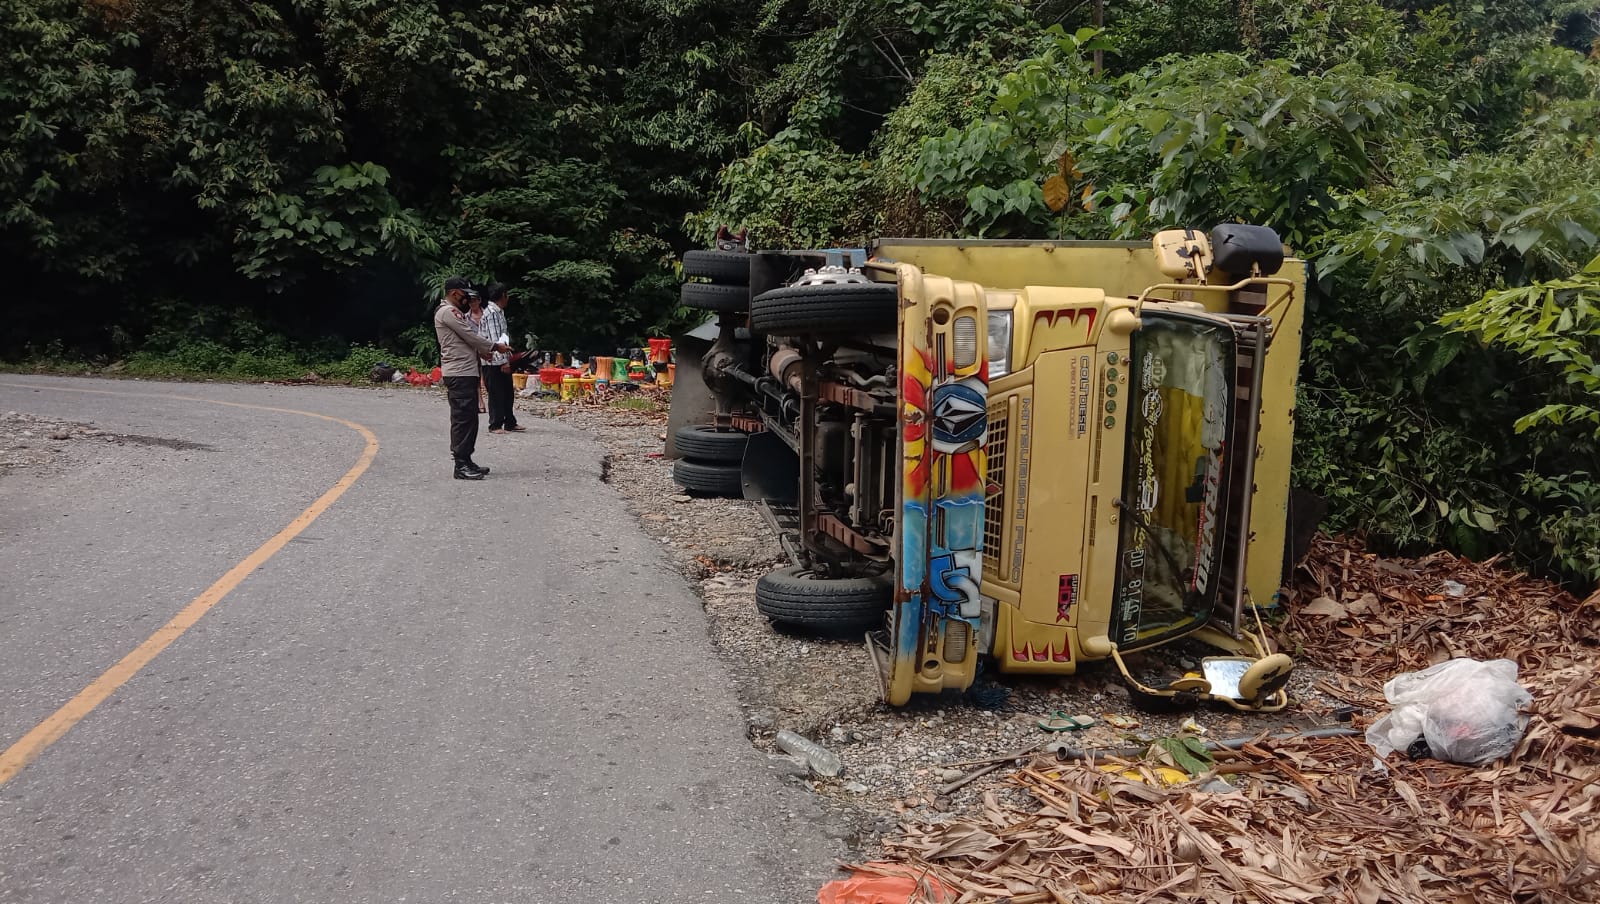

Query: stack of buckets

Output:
[646, 339, 675, 387]
[540, 366, 587, 401]
[529, 342, 675, 400]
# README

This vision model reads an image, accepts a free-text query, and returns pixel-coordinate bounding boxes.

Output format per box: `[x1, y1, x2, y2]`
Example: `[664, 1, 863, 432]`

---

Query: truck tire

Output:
[749, 283, 897, 336]
[672, 459, 742, 496]
[674, 425, 748, 463]
[755, 566, 891, 634]
[681, 281, 751, 312]
[683, 250, 752, 284]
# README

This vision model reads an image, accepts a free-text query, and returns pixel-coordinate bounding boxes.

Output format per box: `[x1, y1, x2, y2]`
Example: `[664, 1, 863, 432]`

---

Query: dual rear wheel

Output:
[671, 425, 747, 497]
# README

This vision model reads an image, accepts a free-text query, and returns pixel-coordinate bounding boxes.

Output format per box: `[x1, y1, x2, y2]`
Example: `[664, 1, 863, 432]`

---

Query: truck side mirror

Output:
[1210, 224, 1285, 277]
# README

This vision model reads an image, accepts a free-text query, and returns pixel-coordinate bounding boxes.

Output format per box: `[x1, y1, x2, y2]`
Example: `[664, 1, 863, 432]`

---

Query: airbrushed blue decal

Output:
[927, 553, 983, 618]
[901, 505, 928, 591]
[941, 499, 984, 552]
[894, 303, 987, 701]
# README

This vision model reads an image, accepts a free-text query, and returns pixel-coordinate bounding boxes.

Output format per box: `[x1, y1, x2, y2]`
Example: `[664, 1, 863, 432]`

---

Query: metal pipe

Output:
[1132, 277, 1295, 318]
[797, 357, 819, 556]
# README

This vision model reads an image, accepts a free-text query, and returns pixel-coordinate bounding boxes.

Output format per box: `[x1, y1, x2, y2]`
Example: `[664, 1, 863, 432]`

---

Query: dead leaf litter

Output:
[537, 396, 1600, 902]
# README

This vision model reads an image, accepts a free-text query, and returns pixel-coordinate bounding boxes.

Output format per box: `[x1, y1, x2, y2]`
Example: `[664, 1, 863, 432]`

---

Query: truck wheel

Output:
[683, 250, 752, 284]
[674, 425, 748, 463]
[749, 283, 897, 336]
[755, 566, 891, 634]
[681, 281, 751, 312]
[672, 459, 742, 496]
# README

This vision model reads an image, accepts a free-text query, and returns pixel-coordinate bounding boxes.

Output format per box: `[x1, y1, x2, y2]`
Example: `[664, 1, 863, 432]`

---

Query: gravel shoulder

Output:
[523, 393, 1349, 851]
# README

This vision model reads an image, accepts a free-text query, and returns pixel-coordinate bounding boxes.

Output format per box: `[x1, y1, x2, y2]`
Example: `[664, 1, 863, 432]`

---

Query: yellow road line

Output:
[0, 382, 380, 786]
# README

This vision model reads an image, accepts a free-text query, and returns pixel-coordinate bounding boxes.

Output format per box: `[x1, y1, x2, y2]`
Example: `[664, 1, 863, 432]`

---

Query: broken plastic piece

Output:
[816, 866, 952, 904]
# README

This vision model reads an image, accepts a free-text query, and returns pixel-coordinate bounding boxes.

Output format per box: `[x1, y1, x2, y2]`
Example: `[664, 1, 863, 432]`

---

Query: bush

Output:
[320, 345, 425, 383]
[114, 339, 424, 384]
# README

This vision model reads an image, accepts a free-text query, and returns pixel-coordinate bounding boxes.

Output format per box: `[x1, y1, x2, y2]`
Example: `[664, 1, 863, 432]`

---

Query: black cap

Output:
[443, 275, 472, 293]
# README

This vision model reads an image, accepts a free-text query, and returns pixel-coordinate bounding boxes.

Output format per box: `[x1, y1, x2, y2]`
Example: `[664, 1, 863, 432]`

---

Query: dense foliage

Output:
[4, 0, 1599, 584]
[691, 0, 1600, 586]
[2, 0, 775, 355]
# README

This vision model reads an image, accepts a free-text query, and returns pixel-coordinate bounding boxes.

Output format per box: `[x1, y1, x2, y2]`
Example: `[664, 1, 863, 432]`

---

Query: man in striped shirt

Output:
[479, 284, 525, 433]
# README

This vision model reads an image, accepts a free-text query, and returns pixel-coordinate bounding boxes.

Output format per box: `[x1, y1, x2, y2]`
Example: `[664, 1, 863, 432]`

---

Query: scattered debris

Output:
[1366, 657, 1533, 766]
[1283, 535, 1597, 691]
[873, 724, 1598, 902]
[1037, 712, 1096, 733]
[851, 538, 1599, 901]
[534, 396, 1600, 897]
[817, 866, 951, 904]
[777, 729, 845, 778]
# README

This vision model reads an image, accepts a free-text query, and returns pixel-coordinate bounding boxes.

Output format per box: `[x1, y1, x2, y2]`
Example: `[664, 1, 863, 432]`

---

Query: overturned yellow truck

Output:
[669, 227, 1305, 710]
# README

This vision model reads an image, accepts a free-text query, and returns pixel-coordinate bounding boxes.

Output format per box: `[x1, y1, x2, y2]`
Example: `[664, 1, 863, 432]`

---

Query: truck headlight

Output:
[987, 311, 1013, 379]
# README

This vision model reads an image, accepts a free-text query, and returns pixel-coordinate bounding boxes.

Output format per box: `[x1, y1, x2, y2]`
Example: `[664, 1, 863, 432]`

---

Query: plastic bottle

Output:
[775, 729, 843, 778]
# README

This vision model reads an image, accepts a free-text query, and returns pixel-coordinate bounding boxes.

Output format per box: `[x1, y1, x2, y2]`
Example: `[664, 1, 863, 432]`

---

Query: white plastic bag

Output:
[1365, 658, 1532, 765]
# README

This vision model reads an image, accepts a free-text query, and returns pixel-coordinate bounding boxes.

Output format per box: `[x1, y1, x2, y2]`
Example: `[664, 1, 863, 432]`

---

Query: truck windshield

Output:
[1112, 312, 1235, 648]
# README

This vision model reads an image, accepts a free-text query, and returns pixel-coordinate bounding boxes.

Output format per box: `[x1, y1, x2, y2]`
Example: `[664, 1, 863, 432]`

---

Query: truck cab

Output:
[670, 227, 1303, 710]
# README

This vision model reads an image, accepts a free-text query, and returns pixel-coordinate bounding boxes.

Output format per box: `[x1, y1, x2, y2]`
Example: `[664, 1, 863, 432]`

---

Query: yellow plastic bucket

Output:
[512, 372, 528, 392]
[560, 375, 579, 401]
[578, 376, 597, 397]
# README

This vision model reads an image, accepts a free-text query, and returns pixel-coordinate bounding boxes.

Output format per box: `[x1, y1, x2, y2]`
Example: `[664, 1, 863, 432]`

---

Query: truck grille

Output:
[982, 407, 1008, 570]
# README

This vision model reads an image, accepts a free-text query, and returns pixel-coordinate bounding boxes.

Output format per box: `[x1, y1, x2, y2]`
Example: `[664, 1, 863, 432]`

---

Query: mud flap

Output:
[664, 316, 722, 459]
[741, 430, 798, 503]
[883, 264, 988, 705]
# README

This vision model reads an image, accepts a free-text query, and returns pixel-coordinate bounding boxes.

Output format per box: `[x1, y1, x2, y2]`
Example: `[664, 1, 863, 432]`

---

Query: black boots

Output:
[453, 461, 490, 480]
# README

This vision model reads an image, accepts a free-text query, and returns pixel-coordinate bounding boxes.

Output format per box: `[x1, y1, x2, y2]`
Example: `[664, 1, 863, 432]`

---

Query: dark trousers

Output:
[482, 364, 518, 430]
[444, 375, 479, 464]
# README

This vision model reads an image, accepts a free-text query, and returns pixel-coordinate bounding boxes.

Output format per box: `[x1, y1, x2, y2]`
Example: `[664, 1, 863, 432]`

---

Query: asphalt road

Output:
[0, 376, 842, 903]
